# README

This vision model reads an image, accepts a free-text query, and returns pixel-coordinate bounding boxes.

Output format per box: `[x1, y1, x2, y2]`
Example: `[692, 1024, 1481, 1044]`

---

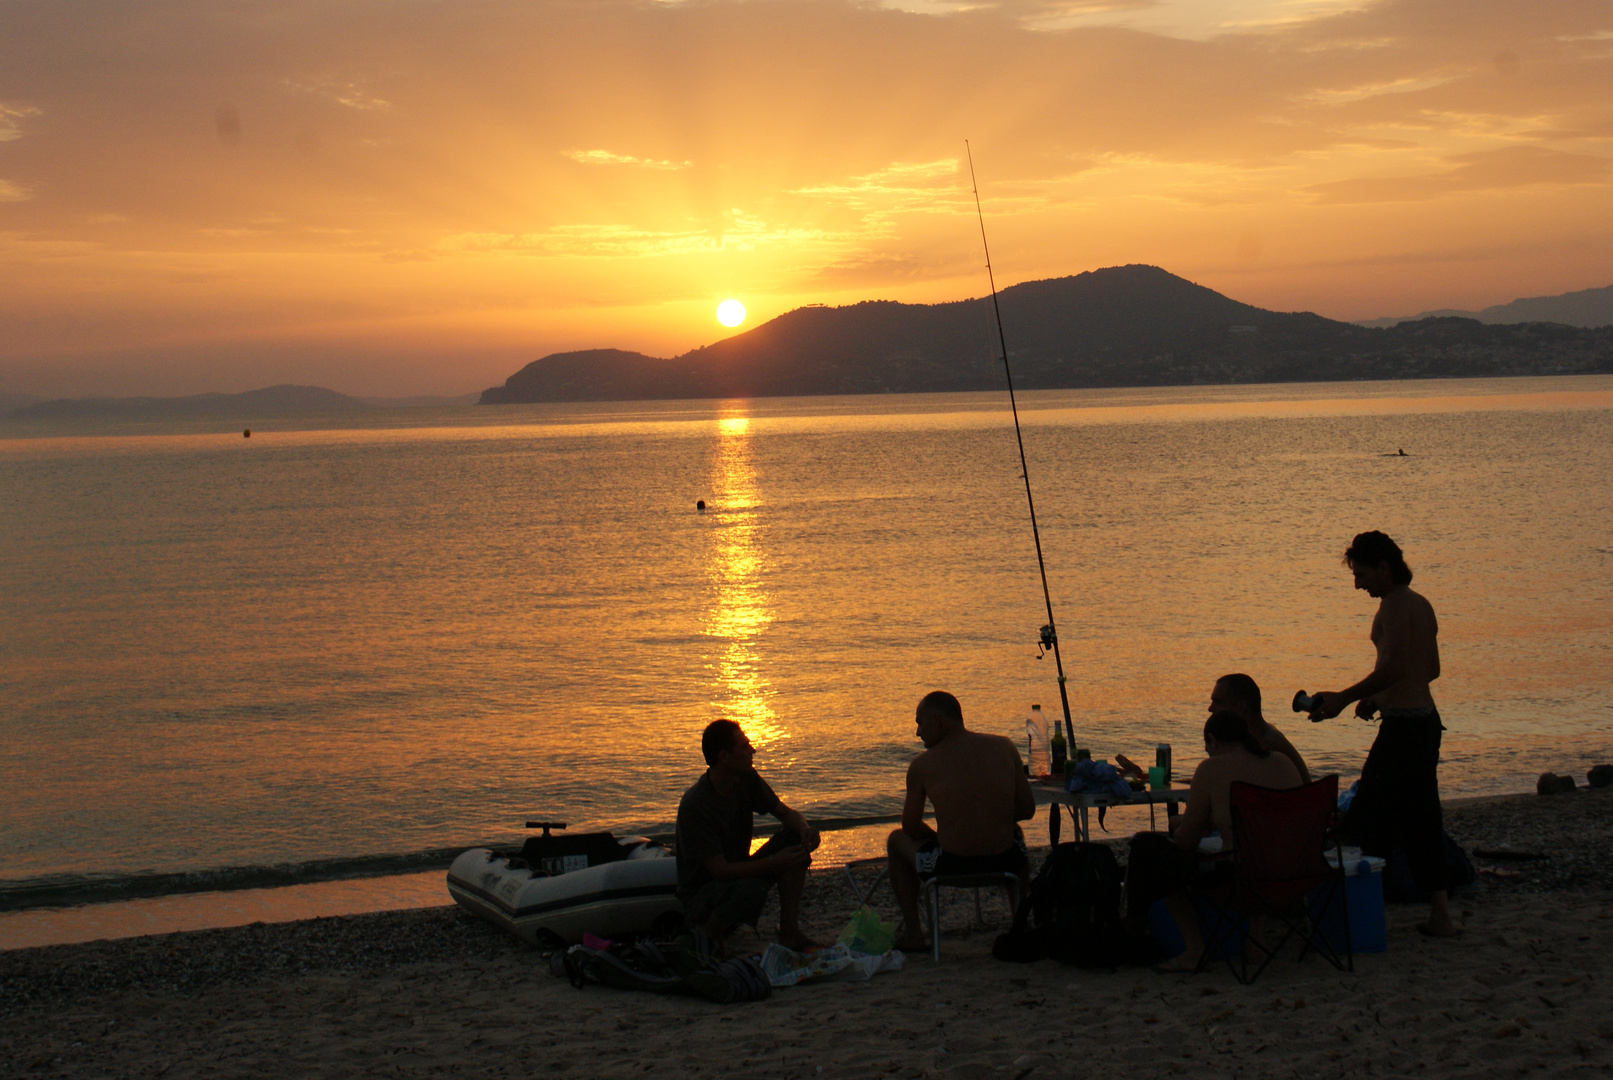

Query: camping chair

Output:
[920, 871, 1023, 961]
[1192, 775, 1352, 984]
[842, 857, 889, 907]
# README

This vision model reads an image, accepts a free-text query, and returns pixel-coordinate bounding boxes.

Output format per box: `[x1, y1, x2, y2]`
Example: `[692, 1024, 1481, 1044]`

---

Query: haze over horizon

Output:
[2, 0, 1610, 398]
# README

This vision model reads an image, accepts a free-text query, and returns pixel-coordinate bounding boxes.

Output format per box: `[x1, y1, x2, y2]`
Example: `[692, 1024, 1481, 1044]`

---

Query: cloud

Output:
[1306, 145, 1613, 203]
[442, 212, 850, 259]
[284, 77, 391, 111]
[1, 0, 1612, 392]
[561, 149, 692, 170]
[0, 103, 41, 142]
[792, 159, 962, 211]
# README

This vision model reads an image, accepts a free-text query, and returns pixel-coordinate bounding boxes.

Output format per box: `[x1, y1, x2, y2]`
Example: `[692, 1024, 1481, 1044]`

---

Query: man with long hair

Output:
[1308, 530, 1459, 938]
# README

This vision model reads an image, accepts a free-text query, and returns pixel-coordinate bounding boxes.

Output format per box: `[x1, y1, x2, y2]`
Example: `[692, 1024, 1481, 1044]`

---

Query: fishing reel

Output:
[1035, 624, 1056, 659]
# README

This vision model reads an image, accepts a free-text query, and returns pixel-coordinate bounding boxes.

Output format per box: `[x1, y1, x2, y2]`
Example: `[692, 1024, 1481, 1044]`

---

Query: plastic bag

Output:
[837, 904, 896, 956]
[759, 942, 905, 988]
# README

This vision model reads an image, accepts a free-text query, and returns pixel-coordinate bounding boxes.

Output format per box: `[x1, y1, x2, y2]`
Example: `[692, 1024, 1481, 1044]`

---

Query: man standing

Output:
[887, 691, 1036, 952]
[1308, 530, 1459, 938]
[1209, 673, 1310, 783]
[675, 720, 820, 951]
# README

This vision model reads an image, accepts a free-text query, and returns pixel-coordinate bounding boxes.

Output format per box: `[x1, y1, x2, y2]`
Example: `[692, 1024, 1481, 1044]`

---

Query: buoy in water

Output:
[243, 429, 251, 438]
[696, 499, 705, 511]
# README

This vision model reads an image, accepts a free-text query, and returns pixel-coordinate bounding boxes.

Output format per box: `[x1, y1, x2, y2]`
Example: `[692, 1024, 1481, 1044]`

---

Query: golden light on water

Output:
[716, 299, 747, 328]
[702, 410, 781, 746]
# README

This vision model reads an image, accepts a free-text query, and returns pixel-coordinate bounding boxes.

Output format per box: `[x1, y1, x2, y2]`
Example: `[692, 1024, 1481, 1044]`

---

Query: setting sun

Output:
[716, 299, 747, 328]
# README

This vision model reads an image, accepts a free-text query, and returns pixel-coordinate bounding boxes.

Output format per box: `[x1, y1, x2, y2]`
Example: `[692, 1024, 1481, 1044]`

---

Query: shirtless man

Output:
[1127, 710, 1301, 971]
[1209, 673, 1310, 783]
[887, 691, 1035, 952]
[1307, 530, 1458, 938]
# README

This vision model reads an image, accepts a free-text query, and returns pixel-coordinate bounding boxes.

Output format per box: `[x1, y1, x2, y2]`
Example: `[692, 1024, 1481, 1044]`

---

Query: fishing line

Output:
[965, 141, 1076, 749]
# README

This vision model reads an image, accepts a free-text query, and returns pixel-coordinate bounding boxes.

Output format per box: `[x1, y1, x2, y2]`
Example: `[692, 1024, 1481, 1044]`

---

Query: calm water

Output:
[3, 377, 1611, 904]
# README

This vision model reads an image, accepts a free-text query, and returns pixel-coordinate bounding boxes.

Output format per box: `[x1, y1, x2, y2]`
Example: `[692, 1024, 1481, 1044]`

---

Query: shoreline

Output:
[6, 787, 1610, 955]
[5, 790, 1612, 1077]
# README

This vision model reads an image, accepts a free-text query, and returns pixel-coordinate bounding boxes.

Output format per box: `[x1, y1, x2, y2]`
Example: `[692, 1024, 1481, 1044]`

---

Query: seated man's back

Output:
[887, 691, 1036, 951]
[1174, 710, 1303, 852]
[911, 728, 1026, 856]
[1194, 746, 1302, 849]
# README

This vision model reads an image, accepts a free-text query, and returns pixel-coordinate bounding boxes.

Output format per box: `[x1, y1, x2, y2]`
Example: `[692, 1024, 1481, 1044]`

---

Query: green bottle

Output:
[1049, 724, 1068, 775]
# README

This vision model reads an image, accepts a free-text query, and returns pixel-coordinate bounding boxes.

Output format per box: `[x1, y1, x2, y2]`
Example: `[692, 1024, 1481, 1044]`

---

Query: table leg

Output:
[1048, 802, 1061, 846]
[1078, 805, 1090, 844]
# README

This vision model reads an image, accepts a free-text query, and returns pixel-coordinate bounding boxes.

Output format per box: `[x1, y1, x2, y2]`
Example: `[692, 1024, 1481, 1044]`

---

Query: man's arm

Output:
[701, 845, 809, 882]
[1311, 599, 1411, 720]
[1170, 763, 1214, 853]
[901, 758, 937, 843]
[774, 801, 821, 853]
[1011, 747, 1035, 822]
[1265, 727, 1311, 785]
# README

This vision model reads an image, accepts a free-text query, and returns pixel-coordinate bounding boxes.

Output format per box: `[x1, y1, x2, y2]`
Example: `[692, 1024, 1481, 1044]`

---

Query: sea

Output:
[3, 375, 1611, 947]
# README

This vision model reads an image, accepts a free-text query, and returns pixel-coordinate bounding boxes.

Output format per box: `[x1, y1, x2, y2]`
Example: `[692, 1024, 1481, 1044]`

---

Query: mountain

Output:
[482, 266, 1613, 404]
[0, 391, 44, 413]
[1358, 283, 1613, 329]
[10, 384, 371, 420]
[359, 392, 482, 407]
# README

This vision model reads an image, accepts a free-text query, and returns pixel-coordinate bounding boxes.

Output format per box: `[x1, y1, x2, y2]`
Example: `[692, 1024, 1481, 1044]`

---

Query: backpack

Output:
[1382, 832, 1476, 903]
[993, 842, 1160, 968]
[558, 931, 772, 1004]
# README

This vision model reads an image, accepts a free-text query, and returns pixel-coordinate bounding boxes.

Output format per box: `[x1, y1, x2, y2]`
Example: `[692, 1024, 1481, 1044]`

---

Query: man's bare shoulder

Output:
[960, 730, 1015, 751]
[918, 731, 1016, 771]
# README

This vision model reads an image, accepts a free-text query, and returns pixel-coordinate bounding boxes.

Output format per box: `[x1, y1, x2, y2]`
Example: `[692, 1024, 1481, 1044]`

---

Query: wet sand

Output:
[5, 789, 1612, 1078]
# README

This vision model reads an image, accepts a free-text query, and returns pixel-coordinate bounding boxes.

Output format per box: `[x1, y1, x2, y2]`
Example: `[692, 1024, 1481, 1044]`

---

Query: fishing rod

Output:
[965, 140, 1076, 751]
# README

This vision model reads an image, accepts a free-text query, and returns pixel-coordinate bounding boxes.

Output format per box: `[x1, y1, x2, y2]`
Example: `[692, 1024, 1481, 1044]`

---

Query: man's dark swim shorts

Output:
[914, 840, 1028, 880]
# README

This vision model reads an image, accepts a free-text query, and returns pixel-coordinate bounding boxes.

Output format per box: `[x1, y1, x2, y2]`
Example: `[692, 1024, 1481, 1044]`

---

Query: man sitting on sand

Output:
[1125, 710, 1301, 972]
[1209, 673, 1310, 784]
[675, 719, 820, 951]
[887, 691, 1036, 953]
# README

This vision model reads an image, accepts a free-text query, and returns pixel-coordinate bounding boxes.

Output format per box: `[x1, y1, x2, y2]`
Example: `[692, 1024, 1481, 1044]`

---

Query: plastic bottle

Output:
[1025, 705, 1050, 778]
[1049, 718, 1068, 775]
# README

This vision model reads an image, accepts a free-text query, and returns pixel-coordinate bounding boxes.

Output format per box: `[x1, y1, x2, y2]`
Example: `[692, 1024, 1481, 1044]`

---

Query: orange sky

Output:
[1, 0, 1609, 397]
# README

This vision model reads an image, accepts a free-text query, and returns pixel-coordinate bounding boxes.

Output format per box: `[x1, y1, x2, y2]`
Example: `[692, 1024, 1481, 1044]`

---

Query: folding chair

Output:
[1192, 775, 1352, 984]
[920, 871, 1023, 961]
[842, 857, 889, 908]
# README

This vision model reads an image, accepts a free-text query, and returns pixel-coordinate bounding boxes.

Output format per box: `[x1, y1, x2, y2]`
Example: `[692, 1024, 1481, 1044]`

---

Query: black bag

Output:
[559, 931, 771, 1004]
[1383, 832, 1476, 903]
[994, 842, 1159, 968]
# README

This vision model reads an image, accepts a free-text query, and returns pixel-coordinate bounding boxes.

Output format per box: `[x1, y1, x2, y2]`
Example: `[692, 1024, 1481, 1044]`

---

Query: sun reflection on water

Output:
[703, 411, 783, 747]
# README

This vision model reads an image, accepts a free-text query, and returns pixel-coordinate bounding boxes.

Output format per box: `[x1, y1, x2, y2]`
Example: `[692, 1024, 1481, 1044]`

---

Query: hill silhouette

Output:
[483, 266, 1613, 404]
[11, 384, 370, 420]
[1358, 282, 1613, 329]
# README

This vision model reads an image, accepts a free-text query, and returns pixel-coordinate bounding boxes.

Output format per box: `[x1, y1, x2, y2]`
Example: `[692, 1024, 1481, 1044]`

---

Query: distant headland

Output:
[481, 266, 1613, 405]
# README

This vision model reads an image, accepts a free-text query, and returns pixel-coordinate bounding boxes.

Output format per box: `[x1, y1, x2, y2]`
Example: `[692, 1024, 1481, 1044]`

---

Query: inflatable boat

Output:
[446, 822, 682, 946]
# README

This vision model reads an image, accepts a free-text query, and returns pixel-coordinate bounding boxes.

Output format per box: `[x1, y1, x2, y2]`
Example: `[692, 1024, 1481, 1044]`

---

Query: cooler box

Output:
[1310, 849, 1386, 954]
[1147, 895, 1245, 960]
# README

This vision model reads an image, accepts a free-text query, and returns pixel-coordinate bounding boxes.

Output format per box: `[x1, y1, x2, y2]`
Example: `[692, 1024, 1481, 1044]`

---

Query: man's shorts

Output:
[914, 841, 1028, 881]
[680, 831, 801, 927]
[682, 877, 772, 929]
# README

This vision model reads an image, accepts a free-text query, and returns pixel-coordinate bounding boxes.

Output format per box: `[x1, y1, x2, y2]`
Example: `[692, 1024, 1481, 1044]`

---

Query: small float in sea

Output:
[446, 821, 681, 946]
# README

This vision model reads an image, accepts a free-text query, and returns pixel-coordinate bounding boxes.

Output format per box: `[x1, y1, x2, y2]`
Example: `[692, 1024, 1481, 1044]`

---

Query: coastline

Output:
[5, 790, 1612, 1077]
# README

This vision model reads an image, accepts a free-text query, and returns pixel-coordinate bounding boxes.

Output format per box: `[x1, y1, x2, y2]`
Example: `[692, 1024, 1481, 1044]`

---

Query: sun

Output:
[716, 299, 746, 328]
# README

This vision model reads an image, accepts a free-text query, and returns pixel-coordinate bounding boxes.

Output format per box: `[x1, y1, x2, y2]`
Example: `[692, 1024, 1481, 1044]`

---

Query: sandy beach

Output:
[5, 789, 1612, 1078]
